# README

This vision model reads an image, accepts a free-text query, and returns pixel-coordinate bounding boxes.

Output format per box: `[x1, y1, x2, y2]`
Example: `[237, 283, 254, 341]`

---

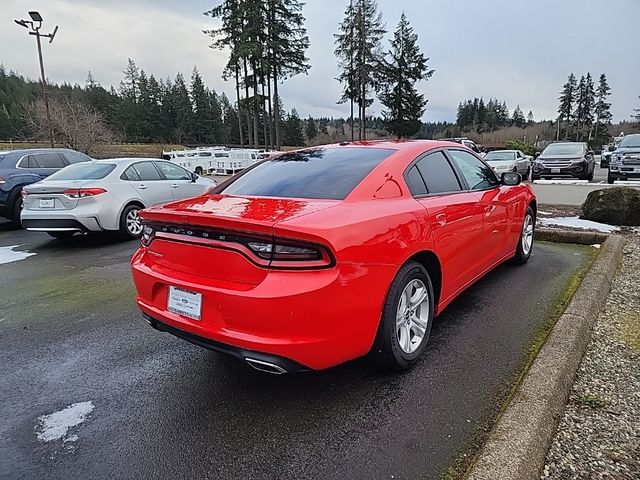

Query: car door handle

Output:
[138, 184, 148, 190]
[435, 213, 447, 226]
[170, 184, 179, 189]
[485, 205, 496, 215]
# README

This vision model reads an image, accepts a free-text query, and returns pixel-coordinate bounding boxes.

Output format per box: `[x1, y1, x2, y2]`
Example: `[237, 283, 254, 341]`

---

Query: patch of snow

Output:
[35, 401, 94, 442]
[538, 211, 553, 216]
[533, 179, 590, 185]
[613, 180, 640, 186]
[538, 216, 619, 233]
[593, 244, 602, 249]
[0, 245, 36, 265]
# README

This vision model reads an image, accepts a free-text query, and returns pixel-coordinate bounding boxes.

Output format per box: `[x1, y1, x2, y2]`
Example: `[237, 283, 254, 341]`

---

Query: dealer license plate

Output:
[167, 286, 202, 320]
[551, 168, 561, 174]
[38, 198, 55, 209]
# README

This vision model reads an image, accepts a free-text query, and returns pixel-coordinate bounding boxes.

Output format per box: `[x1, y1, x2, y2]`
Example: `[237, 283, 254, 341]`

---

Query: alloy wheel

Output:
[396, 279, 430, 354]
[126, 208, 143, 236]
[522, 214, 534, 255]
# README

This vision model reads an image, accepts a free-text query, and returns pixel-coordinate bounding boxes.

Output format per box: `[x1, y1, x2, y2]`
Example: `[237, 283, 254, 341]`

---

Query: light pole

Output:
[15, 11, 59, 148]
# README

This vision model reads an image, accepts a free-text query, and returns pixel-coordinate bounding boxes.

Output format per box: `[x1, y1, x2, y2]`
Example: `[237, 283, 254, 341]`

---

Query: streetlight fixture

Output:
[14, 11, 59, 148]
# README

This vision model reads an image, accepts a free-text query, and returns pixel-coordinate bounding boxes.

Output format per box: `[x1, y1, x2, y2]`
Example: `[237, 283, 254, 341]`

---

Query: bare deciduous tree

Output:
[24, 97, 114, 155]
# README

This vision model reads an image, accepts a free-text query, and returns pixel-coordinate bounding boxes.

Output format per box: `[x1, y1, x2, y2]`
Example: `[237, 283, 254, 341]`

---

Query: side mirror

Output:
[610, 146, 617, 152]
[533, 152, 541, 160]
[501, 172, 522, 186]
[191, 172, 198, 182]
[588, 150, 595, 156]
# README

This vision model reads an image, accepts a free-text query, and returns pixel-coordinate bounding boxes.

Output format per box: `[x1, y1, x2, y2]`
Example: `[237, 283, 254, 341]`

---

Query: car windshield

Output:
[484, 152, 515, 162]
[542, 144, 585, 156]
[221, 147, 395, 200]
[45, 162, 116, 181]
[618, 135, 640, 148]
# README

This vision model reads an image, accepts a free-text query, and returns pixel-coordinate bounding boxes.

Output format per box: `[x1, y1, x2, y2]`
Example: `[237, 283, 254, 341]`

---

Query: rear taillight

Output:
[142, 222, 334, 269]
[64, 188, 107, 198]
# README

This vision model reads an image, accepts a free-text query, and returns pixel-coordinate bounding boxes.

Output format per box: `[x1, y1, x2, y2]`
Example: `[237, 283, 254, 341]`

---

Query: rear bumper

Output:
[131, 246, 396, 371]
[21, 209, 107, 232]
[143, 313, 309, 373]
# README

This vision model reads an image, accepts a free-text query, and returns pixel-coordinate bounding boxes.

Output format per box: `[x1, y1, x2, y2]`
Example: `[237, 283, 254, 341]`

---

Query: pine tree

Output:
[557, 73, 577, 140]
[527, 110, 534, 124]
[282, 108, 304, 146]
[171, 73, 193, 143]
[335, 0, 385, 140]
[512, 105, 525, 128]
[592, 74, 612, 145]
[377, 13, 433, 138]
[574, 73, 595, 141]
[305, 115, 317, 140]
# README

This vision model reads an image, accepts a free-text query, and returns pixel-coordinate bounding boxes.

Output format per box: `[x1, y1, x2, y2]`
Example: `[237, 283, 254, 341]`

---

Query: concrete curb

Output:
[465, 234, 626, 480]
[535, 227, 608, 245]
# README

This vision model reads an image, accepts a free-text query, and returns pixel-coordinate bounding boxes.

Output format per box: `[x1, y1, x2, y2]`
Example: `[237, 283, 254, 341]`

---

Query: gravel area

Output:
[543, 235, 640, 479]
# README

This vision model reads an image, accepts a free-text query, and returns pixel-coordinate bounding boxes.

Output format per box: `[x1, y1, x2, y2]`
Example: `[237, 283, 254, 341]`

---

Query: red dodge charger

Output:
[131, 141, 536, 373]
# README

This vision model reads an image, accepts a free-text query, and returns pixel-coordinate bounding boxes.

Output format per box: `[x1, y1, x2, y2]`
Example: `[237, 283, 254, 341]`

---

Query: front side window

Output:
[31, 153, 66, 169]
[221, 147, 395, 200]
[448, 149, 499, 190]
[416, 151, 461, 194]
[155, 161, 191, 180]
[132, 162, 162, 181]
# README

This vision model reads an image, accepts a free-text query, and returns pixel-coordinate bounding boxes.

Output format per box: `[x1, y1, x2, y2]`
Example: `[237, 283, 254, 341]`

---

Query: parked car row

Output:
[0, 148, 216, 238]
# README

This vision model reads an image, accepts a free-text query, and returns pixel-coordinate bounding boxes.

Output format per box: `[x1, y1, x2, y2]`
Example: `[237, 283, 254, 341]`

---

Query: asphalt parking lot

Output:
[0, 223, 596, 480]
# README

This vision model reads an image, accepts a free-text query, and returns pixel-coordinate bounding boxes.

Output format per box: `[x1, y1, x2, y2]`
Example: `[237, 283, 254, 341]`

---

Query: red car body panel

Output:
[131, 141, 536, 370]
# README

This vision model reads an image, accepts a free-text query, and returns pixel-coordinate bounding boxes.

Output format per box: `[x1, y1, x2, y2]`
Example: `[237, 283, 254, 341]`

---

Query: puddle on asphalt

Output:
[0, 245, 36, 265]
[35, 401, 95, 444]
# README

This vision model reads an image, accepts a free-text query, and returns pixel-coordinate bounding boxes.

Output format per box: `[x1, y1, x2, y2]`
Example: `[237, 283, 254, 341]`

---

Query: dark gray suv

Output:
[0, 148, 92, 227]
[532, 142, 595, 181]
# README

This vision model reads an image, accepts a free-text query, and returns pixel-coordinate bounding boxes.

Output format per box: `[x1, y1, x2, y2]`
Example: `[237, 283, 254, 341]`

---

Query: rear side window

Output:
[63, 151, 92, 164]
[132, 162, 162, 181]
[448, 149, 499, 190]
[416, 151, 461, 194]
[31, 153, 66, 168]
[222, 147, 395, 200]
[405, 166, 428, 196]
[122, 166, 141, 181]
[46, 163, 116, 181]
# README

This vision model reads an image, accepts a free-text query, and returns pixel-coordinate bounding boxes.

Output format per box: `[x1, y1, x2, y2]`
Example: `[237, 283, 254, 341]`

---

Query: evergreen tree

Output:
[171, 73, 193, 143]
[305, 115, 317, 140]
[527, 110, 534, 124]
[574, 73, 595, 141]
[512, 105, 525, 128]
[377, 13, 433, 138]
[334, 0, 385, 140]
[557, 73, 577, 139]
[190, 67, 214, 144]
[282, 108, 305, 146]
[118, 59, 141, 140]
[592, 73, 612, 145]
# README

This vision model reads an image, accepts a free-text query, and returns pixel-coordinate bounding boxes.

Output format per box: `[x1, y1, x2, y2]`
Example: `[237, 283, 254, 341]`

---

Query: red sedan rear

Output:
[131, 141, 536, 373]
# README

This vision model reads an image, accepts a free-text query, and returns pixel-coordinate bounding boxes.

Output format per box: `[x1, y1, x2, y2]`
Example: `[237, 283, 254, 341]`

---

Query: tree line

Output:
[456, 98, 533, 132]
[557, 72, 612, 146]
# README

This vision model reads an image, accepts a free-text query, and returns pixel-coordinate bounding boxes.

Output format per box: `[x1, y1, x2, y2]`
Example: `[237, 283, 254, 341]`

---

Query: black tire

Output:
[512, 206, 535, 264]
[118, 204, 143, 240]
[369, 261, 435, 371]
[47, 231, 76, 240]
[531, 175, 540, 181]
[607, 172, 615, 184]
[195, 167, 203, 175]
[586, 169, 594, 182]
[523, 167, 531, 181]
[8, 196, 23, 229]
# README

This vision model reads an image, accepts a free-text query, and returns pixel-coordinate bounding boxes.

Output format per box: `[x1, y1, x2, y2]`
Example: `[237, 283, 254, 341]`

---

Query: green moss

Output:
[575, 394, 607, 409]
[617, 311, 640, 351]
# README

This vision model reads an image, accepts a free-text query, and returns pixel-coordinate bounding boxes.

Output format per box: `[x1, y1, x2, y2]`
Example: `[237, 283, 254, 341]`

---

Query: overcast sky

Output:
[2, 0, 639, 122]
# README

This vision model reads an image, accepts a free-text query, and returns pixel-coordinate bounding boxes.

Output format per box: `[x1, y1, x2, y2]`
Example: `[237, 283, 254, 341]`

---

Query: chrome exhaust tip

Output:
[245, 357, 288, 375]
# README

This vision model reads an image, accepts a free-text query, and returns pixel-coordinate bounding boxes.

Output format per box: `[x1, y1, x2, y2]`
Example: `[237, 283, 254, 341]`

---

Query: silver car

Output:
[483, 150, 531, 179]
[21, 158, 216, 239]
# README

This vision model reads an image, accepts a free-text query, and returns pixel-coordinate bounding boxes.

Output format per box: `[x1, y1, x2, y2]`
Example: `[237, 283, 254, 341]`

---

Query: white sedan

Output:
[21, 158, 216, 239]
[483, 150, 531, 179]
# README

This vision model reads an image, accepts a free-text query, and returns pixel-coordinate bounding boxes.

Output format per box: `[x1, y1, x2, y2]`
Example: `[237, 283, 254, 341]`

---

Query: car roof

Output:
[0, 148, 75, 156]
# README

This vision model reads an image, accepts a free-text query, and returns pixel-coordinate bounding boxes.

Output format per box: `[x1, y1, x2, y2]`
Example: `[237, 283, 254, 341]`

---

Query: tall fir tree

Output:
[512, 105, 525, 128]
[557, 73, 578, 140]
[335, 0, 385, 140]
[377, 13, 433, 138]
[574, 73, 595, 141]
[592, 74, 612, 145]
[305, 115, 317, 140]
[282, 108, 305, 146]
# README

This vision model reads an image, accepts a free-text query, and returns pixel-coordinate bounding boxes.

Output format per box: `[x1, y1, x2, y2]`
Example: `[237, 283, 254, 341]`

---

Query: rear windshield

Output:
[543, 144, 585, 156]
[221, 147, 395, 200]
[484, 151, 515, 162]
[45, 162, 116, 181]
